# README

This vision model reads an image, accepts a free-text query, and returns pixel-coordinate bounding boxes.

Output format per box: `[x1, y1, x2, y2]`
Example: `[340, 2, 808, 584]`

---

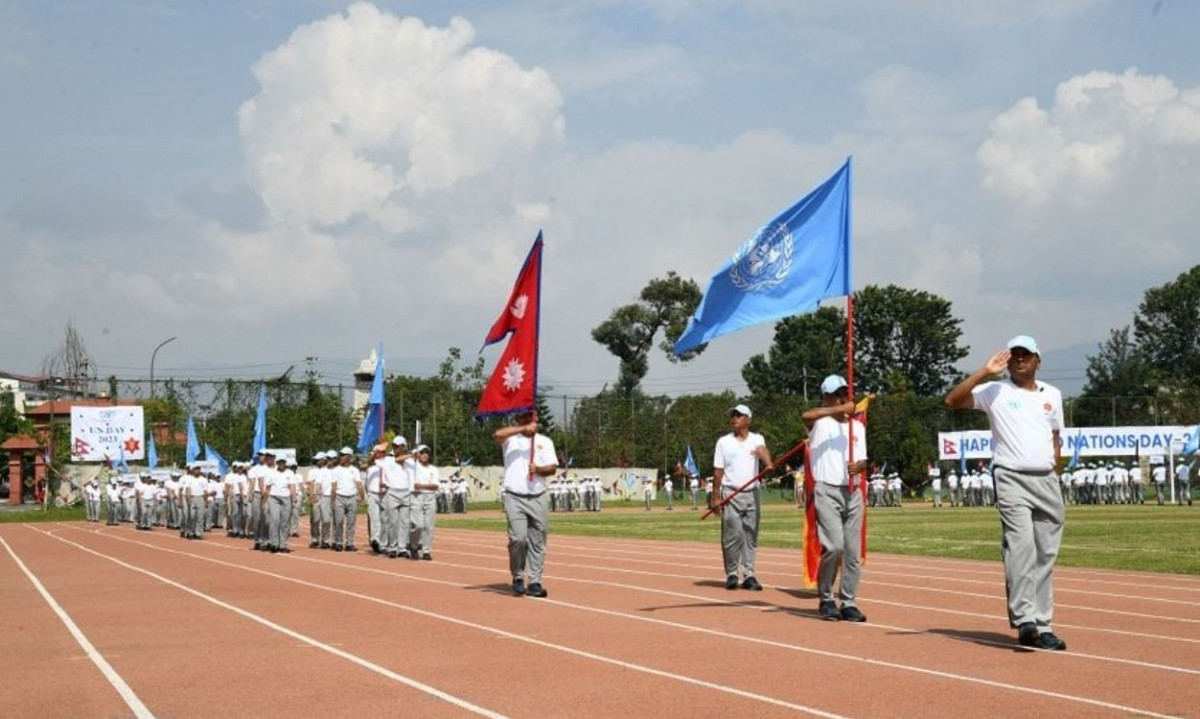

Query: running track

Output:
[1, 518, 1197, 718]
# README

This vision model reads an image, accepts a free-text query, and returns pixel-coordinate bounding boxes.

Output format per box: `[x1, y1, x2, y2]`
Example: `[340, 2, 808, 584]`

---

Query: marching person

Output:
[690, 474, 700, 510]
[105, 477, 120, 525]
[495, 410, 558, 598]
[84, 478, 101, 522]
[266, 456, 297, 552]
[803, 376, 868, 621]
[224, 462, 244, 538]
[184, 463, 207, 540]
[1177, 457, 1193, 506]
[165, 470, 183, 529]
[714, 403, 772, 592]
[135, 473, 156, 530]
[331, 447, 365, 552]
[945, 335, 1067, 651]
[288, 458, 303, 537]
[248, 450, 270, 549]
[642, 475, 654, 511]
[364, 445, 388, 553]
[409, 445, 439, 560]
[663, 475, 674, 511]
[306, 452, 329, 548]
[930, 465, 943, 507]
[381, 437, 414, 558]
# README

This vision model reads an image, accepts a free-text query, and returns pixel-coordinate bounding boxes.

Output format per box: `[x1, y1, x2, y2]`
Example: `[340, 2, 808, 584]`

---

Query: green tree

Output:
[1073, 326, 1156, 426]
[592, 272, 705, 395]
[854, 285, 968, 395]
[741, 285, 968, 398]
[742, 306, 845, 398]
[0, 389, 34, 445]
[1133, 265, 1200, 383]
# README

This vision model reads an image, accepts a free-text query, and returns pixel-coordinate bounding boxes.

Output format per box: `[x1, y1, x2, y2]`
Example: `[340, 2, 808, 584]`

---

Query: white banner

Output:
[70, 406, 146, 462]
[938, 425, 1193, 461]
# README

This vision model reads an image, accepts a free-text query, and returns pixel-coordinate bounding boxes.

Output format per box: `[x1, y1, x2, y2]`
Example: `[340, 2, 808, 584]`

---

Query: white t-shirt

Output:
[106, 485, 120, 502]
[332, 464, 363, 496]
[501, 434, 558, 494]
[807, 417, 867, 487]
[971, 379, 1063, 473]
[85, 484, 100, 501]
[413, 463, 439, 493]
[265, 468, 292, 498]
[381, 456, 415, 492]
[1178, 464, 1192, 482]
[1129, 466, 1143, 484]
[690, 477, 699, 491]
[664, 479, 673, 493]
[713, 432, 766, 489]
[947, 472, 959, 488]
[248, 464, 269, 493]
[931, 477, 942, 490]
[1152, 465, 1166, 483]
[365, 462, 384, 493]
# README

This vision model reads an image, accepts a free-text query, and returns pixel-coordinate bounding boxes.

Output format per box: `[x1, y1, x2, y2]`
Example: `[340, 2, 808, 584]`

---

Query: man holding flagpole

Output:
[803, 375, 869, 621]
[714, 404, 771, 591]
[476, 232, 550, 596]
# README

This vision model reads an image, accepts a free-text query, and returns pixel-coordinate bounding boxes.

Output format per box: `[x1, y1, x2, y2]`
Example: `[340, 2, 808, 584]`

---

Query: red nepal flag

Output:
[476, 232, 543, 418]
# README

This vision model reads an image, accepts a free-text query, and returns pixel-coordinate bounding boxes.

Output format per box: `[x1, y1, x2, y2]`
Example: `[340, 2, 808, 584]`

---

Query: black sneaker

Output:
[819, 600, 840, 621]
[346, 545, 357, 552]
[309, 540, 319, 549]
[421, 553, 432, 561]
[370, 539, 381, 554]
[527, 582, 548, 598]
[839, 605, 867, 622]
[1017, 622, 1040, 647]
[725, 575, 739, 590]
[1036, 632, 1067, 650]
[512, 578, 526, 596]
[333, 544, 344, 552]
[740, 576, 763, 591]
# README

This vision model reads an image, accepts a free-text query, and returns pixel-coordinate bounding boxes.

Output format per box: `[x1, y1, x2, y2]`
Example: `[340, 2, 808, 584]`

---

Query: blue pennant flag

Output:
[205, 444, 229, 476]
[1066, 428, 1083, 470]
[252, 384, 268, 456]
[186, 414, 200, 464]
[1182, 422, 1200, 458]
[684, 445, 699, 478]
[674, 158, 852, 354]
[356, 343, 386, 454]
[147, 432, 158, 471]
[118, 443, 129, 474]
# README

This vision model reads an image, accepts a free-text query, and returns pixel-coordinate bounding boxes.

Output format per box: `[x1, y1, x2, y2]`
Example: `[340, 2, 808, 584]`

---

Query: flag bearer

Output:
[495, 411, 558, 598]
[715, 403, 772, 593]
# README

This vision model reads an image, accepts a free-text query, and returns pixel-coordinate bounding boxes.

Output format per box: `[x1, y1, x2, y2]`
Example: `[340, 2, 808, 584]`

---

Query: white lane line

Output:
[482, 538, 1200, 607]
[77, 527, 1182, 717]
[439, 535, 1200, 623]
[26, 527, 507, 719]
[56, 526, 852, 719]
[478, 530, 1200, 590]
[0, 535, 155, 719]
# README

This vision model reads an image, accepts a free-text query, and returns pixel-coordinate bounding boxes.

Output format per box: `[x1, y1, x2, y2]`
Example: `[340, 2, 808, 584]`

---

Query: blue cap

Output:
[819, 374, 848, 395]
[1006, 335, 1040, 355]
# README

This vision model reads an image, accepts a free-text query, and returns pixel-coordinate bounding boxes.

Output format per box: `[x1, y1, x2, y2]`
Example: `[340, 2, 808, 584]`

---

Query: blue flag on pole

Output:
[1182, 422, 1200, 458]
[1066, 428, 1083, 470]
[147, 432, 158, 470]
[119, 443, 129, 474]
[205, 444, 229, 476]
[356, 343, 386, 454]
[252, 384, 267, 456]
[186, 414, 200, 464]
[684, 445, 699, 478]
[674, 158, 852, 354]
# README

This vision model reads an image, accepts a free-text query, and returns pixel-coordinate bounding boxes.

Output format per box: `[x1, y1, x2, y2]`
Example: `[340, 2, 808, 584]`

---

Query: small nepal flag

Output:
[477, 232, 543, 418]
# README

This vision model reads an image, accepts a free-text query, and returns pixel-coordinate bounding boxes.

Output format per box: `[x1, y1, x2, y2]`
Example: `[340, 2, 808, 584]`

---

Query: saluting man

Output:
[945, 335, 1068, 651]
[714, 403, 772, 591]
[495, 410, 558, 598]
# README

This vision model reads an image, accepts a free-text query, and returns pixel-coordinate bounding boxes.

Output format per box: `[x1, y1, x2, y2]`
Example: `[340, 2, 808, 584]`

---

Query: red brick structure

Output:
[0, 434, 43, 506]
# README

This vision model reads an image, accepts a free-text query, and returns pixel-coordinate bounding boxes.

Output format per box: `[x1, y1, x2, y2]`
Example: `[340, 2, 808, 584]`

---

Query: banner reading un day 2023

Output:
[70, 406, 145, 462]
[938, 426, 1193, 462]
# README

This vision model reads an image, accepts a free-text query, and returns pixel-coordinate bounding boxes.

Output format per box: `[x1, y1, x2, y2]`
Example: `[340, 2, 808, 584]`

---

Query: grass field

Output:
[7, 498, 1197, 574]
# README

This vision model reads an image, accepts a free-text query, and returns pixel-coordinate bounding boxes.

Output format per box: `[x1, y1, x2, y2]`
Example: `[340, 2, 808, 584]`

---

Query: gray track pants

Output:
[505, 491, 549, 583]
[409, 493, 436, 552]
[268, 496, 292, 549]
[333, 495, 358, 547]
[310, 496, 331, 543]
[815, 482, 864, 606]
[994, 466, 1064, 630]
[720, 486, 759, 579]
[366, 493, 384, 546]
[382, 489, 411, 553]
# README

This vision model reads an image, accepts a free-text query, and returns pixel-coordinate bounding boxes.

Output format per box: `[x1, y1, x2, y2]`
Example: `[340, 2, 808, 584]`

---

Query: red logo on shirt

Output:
[1042, 402, 1052, 413]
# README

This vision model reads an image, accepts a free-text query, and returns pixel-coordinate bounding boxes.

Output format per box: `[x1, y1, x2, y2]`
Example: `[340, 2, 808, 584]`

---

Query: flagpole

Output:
[846, 294, 855, 475]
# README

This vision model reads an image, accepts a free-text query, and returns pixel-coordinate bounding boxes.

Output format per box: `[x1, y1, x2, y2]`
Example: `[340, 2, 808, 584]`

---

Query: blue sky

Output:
[2, 0, 1198, 396]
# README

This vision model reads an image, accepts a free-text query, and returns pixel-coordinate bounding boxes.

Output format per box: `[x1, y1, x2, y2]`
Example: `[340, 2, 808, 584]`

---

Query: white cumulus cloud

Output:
[978, 68, 1200, 206]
